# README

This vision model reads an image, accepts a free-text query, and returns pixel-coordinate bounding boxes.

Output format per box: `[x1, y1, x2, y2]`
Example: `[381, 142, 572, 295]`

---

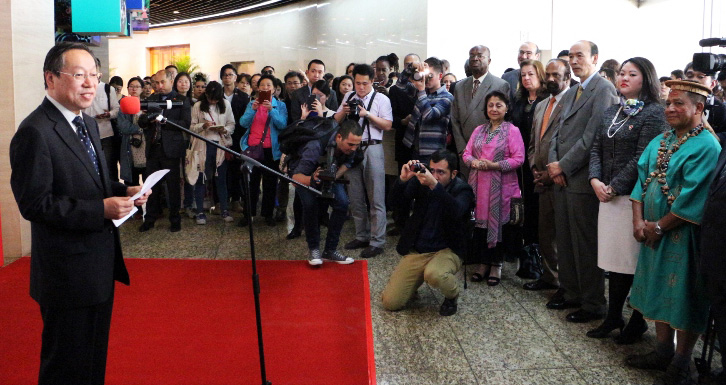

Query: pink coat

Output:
[462, 122, 525, 244]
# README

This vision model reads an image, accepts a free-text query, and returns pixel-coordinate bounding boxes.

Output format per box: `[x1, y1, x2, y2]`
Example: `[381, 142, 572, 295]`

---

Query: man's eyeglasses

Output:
[469, 54, 488, 60]
[58, 71, 101, 83]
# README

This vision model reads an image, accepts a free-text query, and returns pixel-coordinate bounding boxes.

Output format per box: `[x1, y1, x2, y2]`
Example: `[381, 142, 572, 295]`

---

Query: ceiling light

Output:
[152, 0, 285, 28]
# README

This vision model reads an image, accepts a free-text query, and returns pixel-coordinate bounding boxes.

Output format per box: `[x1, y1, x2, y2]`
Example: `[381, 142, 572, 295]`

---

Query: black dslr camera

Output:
[411, 162, 427, 173]
[347, 99, 362, 120]
[129, 135, 143, 148]
[400, 63, 427, 84]
[693, 38, 726, 73]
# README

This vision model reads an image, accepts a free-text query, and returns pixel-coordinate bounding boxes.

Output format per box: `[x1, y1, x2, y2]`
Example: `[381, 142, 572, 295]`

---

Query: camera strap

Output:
[344, 90, 378, 151]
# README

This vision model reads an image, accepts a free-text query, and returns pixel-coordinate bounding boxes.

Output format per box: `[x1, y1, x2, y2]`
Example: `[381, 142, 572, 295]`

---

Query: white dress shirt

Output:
[336, 89, 393, 141]
[83, 82, 119, 139]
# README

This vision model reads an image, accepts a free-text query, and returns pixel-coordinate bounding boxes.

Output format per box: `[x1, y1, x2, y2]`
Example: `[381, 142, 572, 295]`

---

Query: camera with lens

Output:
[400, 63, 429, 84]
[317, 145, 349, 199]
[693, 38, 726, 73]
[130, 135, 143, 148]
[347, 99, 363, 120]
[411, 162, 427, 173]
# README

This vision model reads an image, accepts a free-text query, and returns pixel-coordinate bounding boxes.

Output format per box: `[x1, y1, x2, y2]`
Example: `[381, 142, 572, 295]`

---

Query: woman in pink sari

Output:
[462, 90, 525, 286]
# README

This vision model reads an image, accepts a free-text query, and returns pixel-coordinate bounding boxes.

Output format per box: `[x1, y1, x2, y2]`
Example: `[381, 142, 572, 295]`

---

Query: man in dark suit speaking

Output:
[10, 42, 150, 385]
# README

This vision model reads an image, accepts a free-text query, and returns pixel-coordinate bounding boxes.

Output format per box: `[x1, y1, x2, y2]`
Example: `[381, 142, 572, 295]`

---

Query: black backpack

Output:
[279, 117, 338, 169]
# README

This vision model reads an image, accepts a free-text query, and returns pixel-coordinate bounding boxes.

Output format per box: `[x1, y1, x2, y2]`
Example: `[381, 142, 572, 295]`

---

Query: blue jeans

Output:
[195, 141, 228, 214]
[296, 182, 348, 251]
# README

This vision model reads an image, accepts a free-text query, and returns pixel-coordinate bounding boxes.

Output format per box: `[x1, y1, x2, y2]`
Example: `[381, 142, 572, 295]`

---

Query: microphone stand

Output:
[152, 113, 322, 385]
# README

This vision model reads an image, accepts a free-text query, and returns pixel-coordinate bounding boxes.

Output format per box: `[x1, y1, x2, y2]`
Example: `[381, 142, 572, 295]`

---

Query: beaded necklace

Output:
[641, 124, 704, 205]
[606, 106, 632, 139]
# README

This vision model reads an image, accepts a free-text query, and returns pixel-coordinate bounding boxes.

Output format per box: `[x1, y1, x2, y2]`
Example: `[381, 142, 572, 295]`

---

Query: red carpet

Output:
[0, 258, 376, 385]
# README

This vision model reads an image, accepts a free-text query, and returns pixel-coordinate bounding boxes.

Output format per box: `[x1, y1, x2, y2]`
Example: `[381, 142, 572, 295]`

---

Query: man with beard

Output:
[523, 59, 570, 297]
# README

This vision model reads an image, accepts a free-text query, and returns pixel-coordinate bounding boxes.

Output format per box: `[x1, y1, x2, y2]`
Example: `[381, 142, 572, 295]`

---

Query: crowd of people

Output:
[82, 40, 726, 385]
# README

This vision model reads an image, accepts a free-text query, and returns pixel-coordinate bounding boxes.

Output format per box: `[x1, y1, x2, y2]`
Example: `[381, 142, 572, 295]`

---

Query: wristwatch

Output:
[654, 221, 664, 236]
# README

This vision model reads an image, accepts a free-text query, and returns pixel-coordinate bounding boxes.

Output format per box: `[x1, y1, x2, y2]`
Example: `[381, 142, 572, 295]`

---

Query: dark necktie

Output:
[472, 79, 480, 99]
[72, 116, 100, 175]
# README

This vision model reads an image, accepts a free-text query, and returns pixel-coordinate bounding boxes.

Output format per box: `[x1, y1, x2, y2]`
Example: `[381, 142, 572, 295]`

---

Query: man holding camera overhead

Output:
[401, 57, 453, 164]
[334, 64, 394, 259]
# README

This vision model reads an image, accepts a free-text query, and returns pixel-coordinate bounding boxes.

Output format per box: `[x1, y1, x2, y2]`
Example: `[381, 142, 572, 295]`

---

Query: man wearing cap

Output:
[625, 80, 721, 385]
[684, 62, 726, 141]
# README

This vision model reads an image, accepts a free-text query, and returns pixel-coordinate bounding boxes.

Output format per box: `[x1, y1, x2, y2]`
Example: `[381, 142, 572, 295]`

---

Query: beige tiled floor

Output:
[109, 208, 717, 385]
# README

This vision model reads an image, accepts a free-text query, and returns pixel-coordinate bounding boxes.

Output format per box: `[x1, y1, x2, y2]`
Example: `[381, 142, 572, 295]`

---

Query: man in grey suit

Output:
[451, 45, 510, 177]
[501, 42, 541, 101]
[523, 58, 571, 294]
[546, 41, 618, 322]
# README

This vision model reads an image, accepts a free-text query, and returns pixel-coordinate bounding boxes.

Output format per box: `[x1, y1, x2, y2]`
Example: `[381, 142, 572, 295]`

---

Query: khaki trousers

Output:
[381, 248, 462, 311]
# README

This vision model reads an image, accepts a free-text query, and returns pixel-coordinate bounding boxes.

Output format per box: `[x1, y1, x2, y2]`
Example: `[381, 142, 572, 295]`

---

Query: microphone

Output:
[119, 96, 184, 115]
[699, 38, 726, 47]
[119, 96, 141, 115]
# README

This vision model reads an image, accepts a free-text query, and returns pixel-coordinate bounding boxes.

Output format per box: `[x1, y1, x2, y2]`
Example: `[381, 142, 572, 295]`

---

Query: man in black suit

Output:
[685, 62, 726, 141]
[139, 68, 192, 232]
[10, 43, 150, 385]
[289, 59, 338, 122]
[700, 145, 726, 385]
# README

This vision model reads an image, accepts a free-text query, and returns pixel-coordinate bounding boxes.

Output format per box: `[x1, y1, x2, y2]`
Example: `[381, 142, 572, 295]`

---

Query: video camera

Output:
[317, 145, 349, 199]
[693, 38, 726, 73]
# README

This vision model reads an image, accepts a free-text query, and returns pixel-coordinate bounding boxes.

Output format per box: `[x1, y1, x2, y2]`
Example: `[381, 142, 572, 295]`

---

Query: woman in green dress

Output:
[625, 80, 721, 384]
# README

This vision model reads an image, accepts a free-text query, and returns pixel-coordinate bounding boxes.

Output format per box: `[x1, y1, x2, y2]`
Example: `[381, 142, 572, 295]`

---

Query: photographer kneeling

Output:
[381, 150, 473, 316]
[290, 119, 363, 266]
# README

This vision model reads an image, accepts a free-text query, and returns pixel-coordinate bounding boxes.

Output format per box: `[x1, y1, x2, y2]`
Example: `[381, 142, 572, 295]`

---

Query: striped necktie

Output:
[72, 116, 100, 176]
[472, 79, 480, 99]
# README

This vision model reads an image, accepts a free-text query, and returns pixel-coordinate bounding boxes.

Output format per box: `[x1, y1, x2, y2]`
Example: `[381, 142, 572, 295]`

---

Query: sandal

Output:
[487, 276, 501, 286]
[471, 273, 486, 282]
[471, 266, 490, 282]
[487, 266, 502, 286]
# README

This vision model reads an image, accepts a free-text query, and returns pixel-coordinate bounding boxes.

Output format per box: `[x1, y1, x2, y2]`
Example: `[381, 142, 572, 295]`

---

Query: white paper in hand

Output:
[113, 169, 170, 227]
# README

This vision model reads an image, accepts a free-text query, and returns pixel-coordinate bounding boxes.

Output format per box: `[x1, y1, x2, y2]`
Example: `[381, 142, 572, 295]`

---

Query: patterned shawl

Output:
[468, 122, 511, 248]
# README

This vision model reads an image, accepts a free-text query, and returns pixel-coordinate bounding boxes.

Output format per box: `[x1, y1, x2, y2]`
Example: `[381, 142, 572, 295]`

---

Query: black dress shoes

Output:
[586, 318, 625, 338]
[614, 318, 648, 345]
[523, 280, 559, 291]
[344, 239, 369, 250]
[286, 227, 302, 240]
[138, 221, 155, 232]
[360, 246, 384, 259]
[566, 309, 604, 323]
[169, 222, 181, 232]
[546, 296, 580, 310]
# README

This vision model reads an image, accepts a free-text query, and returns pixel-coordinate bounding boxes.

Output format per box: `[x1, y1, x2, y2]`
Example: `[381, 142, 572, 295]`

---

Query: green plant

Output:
[170, 55, 199, 74]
